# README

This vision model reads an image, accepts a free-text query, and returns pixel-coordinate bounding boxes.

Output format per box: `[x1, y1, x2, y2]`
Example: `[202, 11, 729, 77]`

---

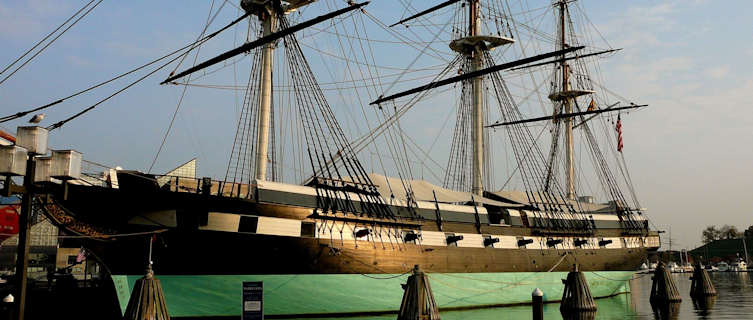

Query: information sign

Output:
[242, 281, 263, 320]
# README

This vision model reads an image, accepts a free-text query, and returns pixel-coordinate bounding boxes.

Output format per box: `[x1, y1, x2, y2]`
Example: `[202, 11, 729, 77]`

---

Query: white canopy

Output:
[365, 173, 522, 207]
[487, 190, 615, 213]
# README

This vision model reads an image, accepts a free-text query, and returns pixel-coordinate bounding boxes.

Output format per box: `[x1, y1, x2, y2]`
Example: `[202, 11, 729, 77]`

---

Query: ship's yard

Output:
[1, 0, 752, 319]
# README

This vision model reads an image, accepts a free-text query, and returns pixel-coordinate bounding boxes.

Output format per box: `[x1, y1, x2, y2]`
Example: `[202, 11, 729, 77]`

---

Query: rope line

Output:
[148, 0, 223, 173]
[359, 269, 413, 280]
[589, 271, 644, 282]
[1, 12, 249, 125]
[0, 0, 97, 77]
[0, 0, 105, 86]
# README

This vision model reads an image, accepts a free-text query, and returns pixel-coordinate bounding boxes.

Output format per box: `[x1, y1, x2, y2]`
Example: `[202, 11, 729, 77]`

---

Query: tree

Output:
[702, 225, 721, 244]
[745, 225, 753, 239]
[720, 225, 739, 239]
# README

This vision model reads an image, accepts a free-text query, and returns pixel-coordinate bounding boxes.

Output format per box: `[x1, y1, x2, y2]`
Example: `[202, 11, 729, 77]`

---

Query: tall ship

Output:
[4, 0, 659, 317]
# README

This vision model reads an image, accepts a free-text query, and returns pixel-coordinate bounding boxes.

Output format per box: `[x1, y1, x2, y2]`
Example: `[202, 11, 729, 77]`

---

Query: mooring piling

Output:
[532, 288, 543, 320]
[690, 261, 716, 298]
[560, 264, 597, 313]
[397, 265, 440, 320]
[560, 264, 596, 315]
[650, 261, 682, 305]
[123, 265, 171, 320]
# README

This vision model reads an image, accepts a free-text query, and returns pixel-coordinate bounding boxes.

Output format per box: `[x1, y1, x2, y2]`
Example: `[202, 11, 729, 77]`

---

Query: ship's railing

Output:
[78, 172, 110, 187]
[78, 160, 117, 187]
[153, 174, 253, 199]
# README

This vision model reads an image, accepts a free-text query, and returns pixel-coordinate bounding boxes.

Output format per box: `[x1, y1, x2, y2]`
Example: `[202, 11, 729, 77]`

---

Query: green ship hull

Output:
[112, 271, 634, 318]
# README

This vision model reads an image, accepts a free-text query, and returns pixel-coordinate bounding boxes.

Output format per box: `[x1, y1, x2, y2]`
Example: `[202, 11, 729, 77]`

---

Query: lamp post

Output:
[0, 145, 29, 315]
[1, 126, 83, 319]
[14, 154, 35, 320]
[13, 126, 47, 320]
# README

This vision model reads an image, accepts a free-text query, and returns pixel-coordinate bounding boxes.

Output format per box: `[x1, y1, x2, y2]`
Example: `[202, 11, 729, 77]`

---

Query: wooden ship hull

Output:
[42, 173, 658, 317]
[96, 227, 650, 276]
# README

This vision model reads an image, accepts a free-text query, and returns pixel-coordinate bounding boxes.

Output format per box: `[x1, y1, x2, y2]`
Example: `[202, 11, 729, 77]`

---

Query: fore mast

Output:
[241, 0, 315, 181]
[253, 0, 276, 181]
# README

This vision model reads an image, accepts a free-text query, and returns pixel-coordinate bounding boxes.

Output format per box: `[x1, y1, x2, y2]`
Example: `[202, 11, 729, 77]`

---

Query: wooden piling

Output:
[650, 261, 682, 305]
[690, 261, 716, 298]
[124, 265, 171, 320]
[397, 265, 440, 320]
[560, 264, 597, 313]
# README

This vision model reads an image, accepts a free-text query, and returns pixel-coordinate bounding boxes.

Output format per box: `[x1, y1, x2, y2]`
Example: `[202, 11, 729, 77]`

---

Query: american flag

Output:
[616, 114, 623, 152]
[76, 247, 87, 263]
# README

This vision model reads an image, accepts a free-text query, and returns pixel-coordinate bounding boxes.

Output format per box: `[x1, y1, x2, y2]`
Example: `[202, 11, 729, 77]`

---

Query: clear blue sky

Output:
[1, 0, 751, 249]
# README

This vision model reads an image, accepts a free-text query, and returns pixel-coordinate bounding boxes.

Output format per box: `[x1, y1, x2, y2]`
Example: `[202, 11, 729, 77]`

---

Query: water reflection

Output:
[561, 311, 596, 320]
[291, 272, 753, 320]
[651, 302, 681, 320]
[630, 272, 751, 320]
[691, 296, 716, 318]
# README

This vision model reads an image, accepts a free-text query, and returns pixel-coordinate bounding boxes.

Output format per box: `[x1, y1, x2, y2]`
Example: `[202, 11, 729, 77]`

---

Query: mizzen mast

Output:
[550, 0, 593, 200]
[559, 0, 574, 200]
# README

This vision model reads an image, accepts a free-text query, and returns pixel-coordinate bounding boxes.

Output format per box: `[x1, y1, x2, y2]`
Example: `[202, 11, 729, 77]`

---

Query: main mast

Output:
[447, 0, 513, 195]
[469, 0, 483, 196]
[559, 0, 575, 200]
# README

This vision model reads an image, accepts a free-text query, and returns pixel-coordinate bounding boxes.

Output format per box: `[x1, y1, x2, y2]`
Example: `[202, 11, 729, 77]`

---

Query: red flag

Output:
[588, 98, 596, 111]
[616, 114, 623, 152]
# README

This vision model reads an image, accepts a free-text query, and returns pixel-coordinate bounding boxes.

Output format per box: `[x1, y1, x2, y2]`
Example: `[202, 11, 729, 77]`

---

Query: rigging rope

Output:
[0, 12, 250, 125]
[486, 51, 589, 231]
[148, 0, 225, 173]
[0, 0, 97, 77]
[379, 6, 456, 97]
[0, 0, 105, 87]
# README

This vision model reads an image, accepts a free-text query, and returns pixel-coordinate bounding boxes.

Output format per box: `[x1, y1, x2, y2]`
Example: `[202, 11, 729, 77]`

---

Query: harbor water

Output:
[290, 272, 753, 320]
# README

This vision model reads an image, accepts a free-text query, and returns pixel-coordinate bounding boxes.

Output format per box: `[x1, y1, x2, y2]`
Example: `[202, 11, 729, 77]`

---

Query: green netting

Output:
[112, 271, 633, 318]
